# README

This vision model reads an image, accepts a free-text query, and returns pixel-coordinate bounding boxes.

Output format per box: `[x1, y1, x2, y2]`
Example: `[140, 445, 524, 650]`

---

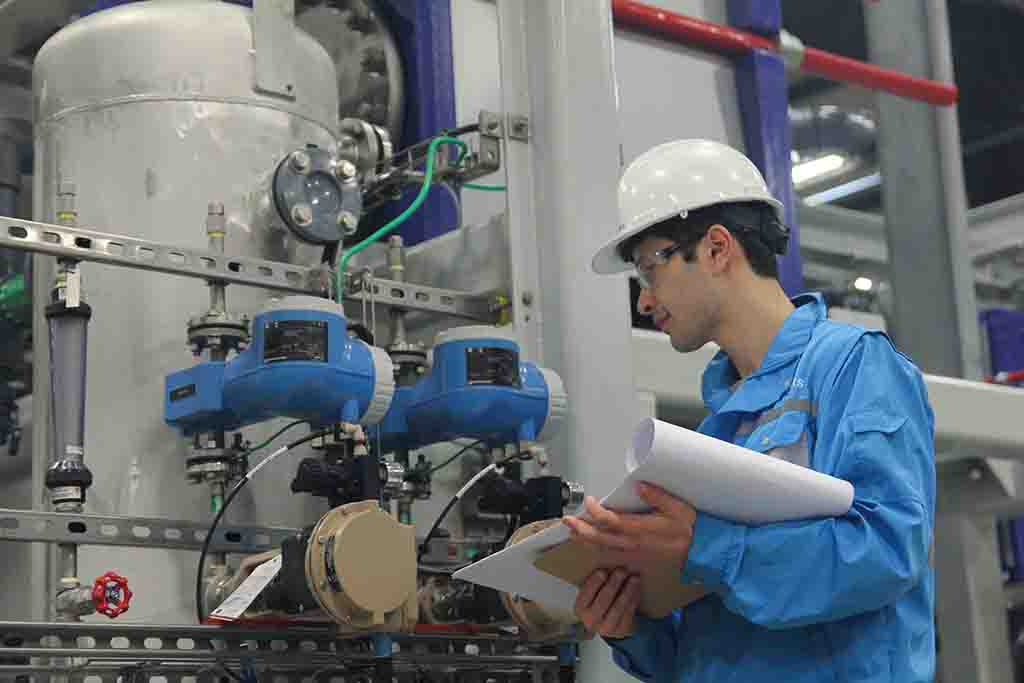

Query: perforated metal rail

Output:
[0, 621, 563, 683]
[0, 508, 296, 554]
[0, 216, 499, 322]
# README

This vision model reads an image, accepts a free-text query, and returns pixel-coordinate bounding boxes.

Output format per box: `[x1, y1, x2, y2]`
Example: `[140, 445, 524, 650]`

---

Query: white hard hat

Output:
[591, 139, 785, 275]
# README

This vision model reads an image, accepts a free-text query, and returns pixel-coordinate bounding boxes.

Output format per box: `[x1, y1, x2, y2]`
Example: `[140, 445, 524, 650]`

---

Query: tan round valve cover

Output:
[307, 500, 417, 630]
[332, 507, 412, 614]
[501, 519, 584, 640]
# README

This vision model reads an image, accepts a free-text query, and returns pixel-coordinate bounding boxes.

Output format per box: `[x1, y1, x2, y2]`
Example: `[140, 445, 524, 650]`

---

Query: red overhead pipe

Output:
[987, 369, 1024, 385]
[611, 0, 959, 107]
[800, 47, 958, 107]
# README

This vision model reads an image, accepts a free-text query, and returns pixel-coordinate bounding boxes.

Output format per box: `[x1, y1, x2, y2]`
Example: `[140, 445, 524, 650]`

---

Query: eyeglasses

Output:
[633, 242, 686, 290]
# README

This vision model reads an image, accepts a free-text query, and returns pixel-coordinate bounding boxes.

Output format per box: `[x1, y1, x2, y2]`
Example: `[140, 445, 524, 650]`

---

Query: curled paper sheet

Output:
[617, 418, 854, 522]
[452, 418, 854, 613]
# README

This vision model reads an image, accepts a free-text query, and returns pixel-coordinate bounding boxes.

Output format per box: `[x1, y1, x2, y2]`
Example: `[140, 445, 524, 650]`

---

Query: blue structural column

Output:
[727, 1, 804, 296]
[372, 633, 393, 657]
[558, 642, 578, 683]
[376, 0, 459, 247]
[726, 0, 781, 36]
[372, 633, 393, 683]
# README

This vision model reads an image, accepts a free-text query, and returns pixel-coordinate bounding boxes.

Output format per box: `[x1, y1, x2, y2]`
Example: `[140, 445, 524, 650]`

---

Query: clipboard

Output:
[532, 536, 708, 617]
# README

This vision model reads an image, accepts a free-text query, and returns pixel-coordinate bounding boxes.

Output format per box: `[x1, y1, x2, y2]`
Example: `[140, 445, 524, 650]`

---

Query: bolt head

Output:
[336, 160, 357, 179]
[338, 211, 359, 234]
[290, 150, 312, 173]
[292, 204, 314, 226]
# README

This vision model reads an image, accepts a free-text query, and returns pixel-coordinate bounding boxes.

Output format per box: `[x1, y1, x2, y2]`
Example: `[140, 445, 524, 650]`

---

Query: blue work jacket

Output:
[608, 293, 936, 682]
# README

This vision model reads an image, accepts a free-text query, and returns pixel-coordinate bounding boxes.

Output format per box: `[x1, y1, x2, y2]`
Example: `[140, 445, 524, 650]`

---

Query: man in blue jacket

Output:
[567, 139, 936, 681]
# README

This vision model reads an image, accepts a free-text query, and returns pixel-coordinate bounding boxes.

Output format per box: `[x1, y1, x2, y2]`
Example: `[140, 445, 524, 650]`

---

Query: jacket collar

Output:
[702, 293, 826, 415]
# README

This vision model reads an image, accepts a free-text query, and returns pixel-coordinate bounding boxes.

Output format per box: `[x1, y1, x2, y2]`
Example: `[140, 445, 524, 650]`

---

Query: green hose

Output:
[336, 136, 469, 301]
[463, 182, 507, 192]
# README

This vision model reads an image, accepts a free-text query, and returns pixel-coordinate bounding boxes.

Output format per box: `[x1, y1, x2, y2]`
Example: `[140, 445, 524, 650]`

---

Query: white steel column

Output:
[496, 1, 637, 679]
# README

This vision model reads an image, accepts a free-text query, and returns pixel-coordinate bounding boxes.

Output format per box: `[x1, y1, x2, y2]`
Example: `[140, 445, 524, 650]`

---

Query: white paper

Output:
[208, 554, 282, 623]
[453, 417, 854, 610]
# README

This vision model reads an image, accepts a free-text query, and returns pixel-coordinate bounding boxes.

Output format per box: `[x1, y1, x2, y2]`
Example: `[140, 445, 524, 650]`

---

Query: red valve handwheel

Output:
[92, 571, 133, 618]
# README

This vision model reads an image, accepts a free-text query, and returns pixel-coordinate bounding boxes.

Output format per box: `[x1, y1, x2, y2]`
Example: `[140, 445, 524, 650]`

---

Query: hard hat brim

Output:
[590, 216, 670, 275]
[590, 195, 784, 276]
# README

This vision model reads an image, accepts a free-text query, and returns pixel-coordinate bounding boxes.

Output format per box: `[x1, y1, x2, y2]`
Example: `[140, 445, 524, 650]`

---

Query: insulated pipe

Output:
[611, 0, 959, 106]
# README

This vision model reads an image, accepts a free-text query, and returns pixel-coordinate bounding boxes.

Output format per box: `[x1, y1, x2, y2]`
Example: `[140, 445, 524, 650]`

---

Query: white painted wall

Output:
[452, 0, 743, 228]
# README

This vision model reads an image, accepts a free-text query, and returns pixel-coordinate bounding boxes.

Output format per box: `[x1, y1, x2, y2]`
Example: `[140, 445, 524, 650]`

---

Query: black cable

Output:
[428, 439, 486, 475]
[383, 123, 482, 170]
[195, 427, 331, 624]
[443, 122, 481, 137]
[245, 420, 308, 453]
[417, 442, 533, 564]
[418, 494, 461, 564]
[497, 446, 533, 467]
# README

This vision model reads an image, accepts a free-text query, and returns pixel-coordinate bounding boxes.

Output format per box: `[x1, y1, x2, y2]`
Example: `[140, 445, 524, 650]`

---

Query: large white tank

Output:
[31, 0, 340, 622]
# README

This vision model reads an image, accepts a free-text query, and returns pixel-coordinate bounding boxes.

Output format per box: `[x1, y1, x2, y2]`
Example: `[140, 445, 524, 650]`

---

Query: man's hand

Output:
[562, 482, 698, 574]
[575, 568, 641, 638]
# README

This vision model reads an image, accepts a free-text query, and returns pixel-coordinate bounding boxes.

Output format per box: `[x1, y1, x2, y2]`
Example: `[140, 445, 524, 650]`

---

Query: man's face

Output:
[631, 234, 717, 353]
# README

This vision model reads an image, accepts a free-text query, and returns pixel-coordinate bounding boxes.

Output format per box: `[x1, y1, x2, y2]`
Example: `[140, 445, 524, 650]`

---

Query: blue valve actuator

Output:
[164, 297, 395, 434]
[370, 326, 567, 451]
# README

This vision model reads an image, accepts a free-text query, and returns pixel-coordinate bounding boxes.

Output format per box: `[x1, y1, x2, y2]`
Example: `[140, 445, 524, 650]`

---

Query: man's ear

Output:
[702, 224, 735, 274]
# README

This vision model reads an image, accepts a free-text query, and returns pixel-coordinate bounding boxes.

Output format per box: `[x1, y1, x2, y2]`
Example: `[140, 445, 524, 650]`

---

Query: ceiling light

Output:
[791, 153, 845, 185]
[802, 172, 882, 206]
[853, 277, 873, 292]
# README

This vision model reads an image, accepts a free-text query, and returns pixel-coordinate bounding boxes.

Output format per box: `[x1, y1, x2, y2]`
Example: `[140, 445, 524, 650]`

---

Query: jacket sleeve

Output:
[681, 333, 936, 629]
[605, 611, 684, 681]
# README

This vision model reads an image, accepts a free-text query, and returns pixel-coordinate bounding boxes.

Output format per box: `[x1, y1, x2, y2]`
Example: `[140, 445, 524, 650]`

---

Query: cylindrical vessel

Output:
[32, 0, 340, 622]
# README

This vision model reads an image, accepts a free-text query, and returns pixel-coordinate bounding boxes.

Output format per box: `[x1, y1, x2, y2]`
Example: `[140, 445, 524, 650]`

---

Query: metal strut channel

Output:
[0, 508, 297, 554]
[0, 215, 499, 322]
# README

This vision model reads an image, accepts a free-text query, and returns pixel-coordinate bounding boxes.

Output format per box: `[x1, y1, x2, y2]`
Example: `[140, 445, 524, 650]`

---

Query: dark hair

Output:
[618, 202, 783, 279]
